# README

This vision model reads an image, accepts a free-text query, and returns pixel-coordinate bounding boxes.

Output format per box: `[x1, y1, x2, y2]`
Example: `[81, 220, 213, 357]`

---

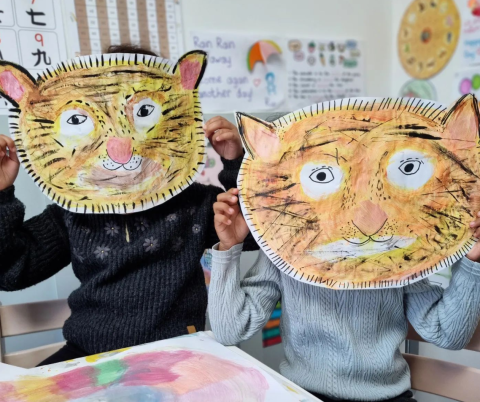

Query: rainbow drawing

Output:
[247, 40, 282, 72]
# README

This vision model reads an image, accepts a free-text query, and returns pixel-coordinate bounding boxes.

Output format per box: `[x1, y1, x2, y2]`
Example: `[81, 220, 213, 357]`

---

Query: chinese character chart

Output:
[0, 0, 68, 114]
[73, 0, 184, 60]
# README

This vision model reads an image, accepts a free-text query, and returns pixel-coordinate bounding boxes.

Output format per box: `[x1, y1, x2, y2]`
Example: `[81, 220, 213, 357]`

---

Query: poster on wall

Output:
[398, 0, 460, 79]
[285, 38, 364, 111]
[190, 31, 286, 113]
[0, 0, 68, 115]
[189, 32, 366, 113]
[66, 0, 184, 60]
[462, 0, 480, 65]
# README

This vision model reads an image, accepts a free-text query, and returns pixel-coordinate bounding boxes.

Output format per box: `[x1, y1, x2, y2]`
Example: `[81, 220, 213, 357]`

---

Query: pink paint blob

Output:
[122, 350, 189, 386]
[460, 78, 472, 95]
[180, 60, 202, 90]
[0, 71, 25, 102]
[106, 137, 133, 164]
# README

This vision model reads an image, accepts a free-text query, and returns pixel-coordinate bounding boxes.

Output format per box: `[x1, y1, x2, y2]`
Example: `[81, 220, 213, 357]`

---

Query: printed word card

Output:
[285, 38, 364, 111]
[72, 0, 184, 60]
[190, 31, 286, 113]
[188, 32, 365, 113]
[0, 0, 68, 115]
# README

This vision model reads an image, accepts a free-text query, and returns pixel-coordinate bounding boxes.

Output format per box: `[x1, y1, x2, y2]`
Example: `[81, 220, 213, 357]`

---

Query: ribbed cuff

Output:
[212, 242, 243, 264]
[457, 256, 480, 279]
[0, 185, 15, 203]
[220, 156, 242, 172]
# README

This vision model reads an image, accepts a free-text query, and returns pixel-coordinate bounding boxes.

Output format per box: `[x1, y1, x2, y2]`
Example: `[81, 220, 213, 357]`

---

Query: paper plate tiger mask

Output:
[0, 51, 207, 214]
[237, 95, 480, 289]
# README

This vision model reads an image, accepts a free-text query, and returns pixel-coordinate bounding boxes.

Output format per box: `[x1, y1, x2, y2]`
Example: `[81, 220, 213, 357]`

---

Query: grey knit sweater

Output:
[0, 158, 256, 355]
[208, 243, 480, 401]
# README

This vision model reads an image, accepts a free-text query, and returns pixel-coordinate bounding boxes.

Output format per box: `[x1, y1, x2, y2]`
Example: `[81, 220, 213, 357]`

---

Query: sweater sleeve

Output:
[0, 186, 71, 291]
[404, 257, 480, 350]
[205, 156, 258, 251]
[208, 244, 281, 345]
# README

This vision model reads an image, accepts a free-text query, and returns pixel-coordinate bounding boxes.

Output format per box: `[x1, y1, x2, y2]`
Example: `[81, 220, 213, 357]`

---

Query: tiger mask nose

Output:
[106, 138, 133, 164]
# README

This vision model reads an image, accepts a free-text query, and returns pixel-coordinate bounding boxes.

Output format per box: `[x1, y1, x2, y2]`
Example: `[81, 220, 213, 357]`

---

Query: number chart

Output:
[0, 0, 68, 114]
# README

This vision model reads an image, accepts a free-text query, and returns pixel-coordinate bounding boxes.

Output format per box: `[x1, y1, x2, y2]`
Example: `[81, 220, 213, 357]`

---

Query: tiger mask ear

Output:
[0, 61, 38, 108]
[235, 112, 281, 162]
[172, 50, 207, 90]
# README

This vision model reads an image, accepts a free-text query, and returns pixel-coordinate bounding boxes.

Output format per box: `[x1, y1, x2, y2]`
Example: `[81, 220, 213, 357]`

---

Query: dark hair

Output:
[105, 44, 159, 57]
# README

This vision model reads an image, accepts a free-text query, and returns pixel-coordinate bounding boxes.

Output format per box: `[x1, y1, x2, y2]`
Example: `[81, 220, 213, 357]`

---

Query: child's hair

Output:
[105, 44, 159, 57]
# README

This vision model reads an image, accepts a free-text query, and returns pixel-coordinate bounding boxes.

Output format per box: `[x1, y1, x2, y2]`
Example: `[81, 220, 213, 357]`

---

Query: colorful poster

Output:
[453, 66, 480, 98]
[0, 332, 314, 401]
[462, 0, 480, 65]
[0, 0, 68, 115]
[190, 31, 285, 113]
[67, 0, 184, 60]
[285, 39, 364, 111]
[196, 141, 223, 188]
[263, 301, 282, 348]
[398, 0, 460, 79]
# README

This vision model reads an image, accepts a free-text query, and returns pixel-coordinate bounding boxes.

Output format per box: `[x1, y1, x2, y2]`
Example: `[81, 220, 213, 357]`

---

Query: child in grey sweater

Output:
[209, 187, 480, 402]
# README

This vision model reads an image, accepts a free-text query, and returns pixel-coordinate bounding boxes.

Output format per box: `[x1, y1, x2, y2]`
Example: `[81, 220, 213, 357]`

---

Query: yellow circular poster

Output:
[398, 0, 460, 79]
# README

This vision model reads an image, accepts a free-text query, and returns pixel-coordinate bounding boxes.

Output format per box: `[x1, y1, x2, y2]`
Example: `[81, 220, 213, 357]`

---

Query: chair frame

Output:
[404, 323, 480, 402]
[0, 299, 70, 368]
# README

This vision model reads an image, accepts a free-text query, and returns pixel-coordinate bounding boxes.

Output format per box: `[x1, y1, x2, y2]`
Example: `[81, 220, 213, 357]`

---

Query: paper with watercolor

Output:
[237, 95, 480, 289]
[398, 0, 460, 79]
[190, 31, 285, 112]
[285, 39, 364, 111]
[0, 51, 207, 214]
[0, 332, 314, 402]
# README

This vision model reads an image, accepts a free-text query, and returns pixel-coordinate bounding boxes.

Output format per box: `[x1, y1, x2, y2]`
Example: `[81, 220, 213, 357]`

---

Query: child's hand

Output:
[467, 213, 480, 261]
[0, 134, 19, 191]
[214, 188, 250, 251]
[205, 116, 243, 160]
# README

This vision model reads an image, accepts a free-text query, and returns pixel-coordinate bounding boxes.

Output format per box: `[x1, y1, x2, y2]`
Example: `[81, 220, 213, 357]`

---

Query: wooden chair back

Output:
[404, 323, 480, 402]
[0, 299, 70, 368]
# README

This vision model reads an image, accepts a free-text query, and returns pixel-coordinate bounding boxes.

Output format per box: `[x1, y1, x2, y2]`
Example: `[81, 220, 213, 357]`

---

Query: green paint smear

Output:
[95, 360, 127, 386]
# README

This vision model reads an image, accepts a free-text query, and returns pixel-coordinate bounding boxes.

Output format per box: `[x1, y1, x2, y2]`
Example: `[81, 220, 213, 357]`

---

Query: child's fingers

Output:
[0, 135, 16, 159]
[217, 191, 238, 205]
[215, 213, 232, 226]
[205, 117, 235, 135]
[212, 129, 239, 143]
[470, 217, 480, 230]
[213, 201, 235, 216]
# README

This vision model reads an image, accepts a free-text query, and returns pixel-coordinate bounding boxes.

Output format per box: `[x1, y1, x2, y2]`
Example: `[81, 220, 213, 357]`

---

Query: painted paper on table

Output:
[263, 301, 282, 347]
[0, 51, 207, 214]
[0, 332, 312, 402]
[237, 95, 480, 289]
[190, 31, 285, 112]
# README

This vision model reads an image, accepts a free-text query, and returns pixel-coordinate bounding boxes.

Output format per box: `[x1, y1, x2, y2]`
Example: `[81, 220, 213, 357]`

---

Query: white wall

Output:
[182, 0, 392, 98]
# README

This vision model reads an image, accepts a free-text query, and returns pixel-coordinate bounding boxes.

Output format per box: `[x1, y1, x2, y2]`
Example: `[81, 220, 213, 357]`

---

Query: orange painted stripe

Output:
[264, 318, 280, 329]
[74, 0, 91, 55]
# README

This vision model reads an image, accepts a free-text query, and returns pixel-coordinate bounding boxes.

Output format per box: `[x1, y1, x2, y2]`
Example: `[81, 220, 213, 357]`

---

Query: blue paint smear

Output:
[70, 385, 175, 402]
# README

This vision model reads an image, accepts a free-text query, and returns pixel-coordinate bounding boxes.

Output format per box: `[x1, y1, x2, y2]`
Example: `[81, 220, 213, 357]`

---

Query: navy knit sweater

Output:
[0, 158, 255, 354]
